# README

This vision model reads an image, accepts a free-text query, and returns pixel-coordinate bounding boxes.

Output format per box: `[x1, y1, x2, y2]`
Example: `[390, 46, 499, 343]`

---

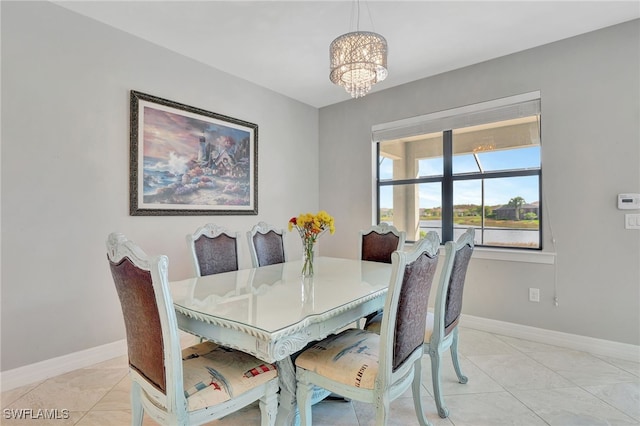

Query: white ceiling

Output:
[54, 1, 640, 108]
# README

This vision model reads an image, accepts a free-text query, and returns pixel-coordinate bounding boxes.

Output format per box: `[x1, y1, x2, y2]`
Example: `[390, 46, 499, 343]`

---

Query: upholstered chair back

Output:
[443, 243, 473, 336]
[247, 222, 286, 268]
[187, 224, 240, 277]
[108, 241, 167, 394]
[391, 246, 439, 370]
[193, 233, 239, 275]
[359, 223, 406, 264]
[252, 231, 285, 266]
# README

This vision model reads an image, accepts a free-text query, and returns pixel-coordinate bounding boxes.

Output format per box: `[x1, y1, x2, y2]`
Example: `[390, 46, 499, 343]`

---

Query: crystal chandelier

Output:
[329, 2, 387, 98]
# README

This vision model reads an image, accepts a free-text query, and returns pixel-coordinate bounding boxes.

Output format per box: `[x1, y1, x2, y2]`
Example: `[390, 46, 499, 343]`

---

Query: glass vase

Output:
[301, 240, 315, 277]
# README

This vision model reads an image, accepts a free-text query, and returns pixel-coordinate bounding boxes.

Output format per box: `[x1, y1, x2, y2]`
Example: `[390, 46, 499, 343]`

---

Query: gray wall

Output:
[1, 1, 638, 373]
[1, 1, 318, 370]
[319, 19, 640, 345]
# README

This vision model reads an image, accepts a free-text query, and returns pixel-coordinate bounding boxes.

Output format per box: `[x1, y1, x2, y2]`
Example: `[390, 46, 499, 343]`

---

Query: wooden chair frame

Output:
[106, 233, 279, 426]
[295, 232, 440, 426]
[425, 227, 475, 418]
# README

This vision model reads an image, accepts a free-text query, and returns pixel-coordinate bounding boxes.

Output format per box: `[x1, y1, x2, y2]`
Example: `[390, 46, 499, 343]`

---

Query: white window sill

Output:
[405, 243, 556, 264]
[471, 247, 555, 264]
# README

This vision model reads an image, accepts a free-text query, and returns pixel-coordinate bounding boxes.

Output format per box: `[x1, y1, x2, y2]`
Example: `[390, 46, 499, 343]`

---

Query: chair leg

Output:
[259, 380, 279, 426]
[411, 360, 433, 426]
[450, 327, 468, 384]
[296, 377, 314, 426]
[130, 382, 144, 426]
[374, 390, 391, 426]
[429, 348, 449, 418]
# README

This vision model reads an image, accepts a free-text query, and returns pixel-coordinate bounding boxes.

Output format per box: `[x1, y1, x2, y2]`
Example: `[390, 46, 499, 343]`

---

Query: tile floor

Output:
[2, 328, 639, 425]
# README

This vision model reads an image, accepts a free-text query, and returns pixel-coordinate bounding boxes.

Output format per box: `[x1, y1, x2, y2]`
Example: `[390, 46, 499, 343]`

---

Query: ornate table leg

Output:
[275, 357, 298, 426]
[274, 356, 332, 426]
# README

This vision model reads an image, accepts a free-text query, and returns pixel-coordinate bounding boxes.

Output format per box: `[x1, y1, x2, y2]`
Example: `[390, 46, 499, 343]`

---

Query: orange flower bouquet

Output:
[288, 211, 335, 276]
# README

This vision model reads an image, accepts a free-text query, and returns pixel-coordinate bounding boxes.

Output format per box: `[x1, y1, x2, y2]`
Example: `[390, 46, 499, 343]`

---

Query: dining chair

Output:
[359, 223, 406, 263]
[424, 227, 474, 418]
[247, 221, 287, 268]
[366, 227, 475, 418]
[295, 232, 440, 426]
[186, 223, 241, 276]
[106, 233, 279, 426]
[359, 223, 407, 326]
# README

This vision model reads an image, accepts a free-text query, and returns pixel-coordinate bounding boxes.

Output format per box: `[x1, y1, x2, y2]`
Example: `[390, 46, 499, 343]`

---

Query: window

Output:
[374, 93, 542, 249]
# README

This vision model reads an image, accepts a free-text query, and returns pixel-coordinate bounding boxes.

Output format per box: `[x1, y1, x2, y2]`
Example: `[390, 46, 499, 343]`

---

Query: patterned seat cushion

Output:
[181, 341, 277, 411]
[295, 329, 380, 389]
[364, 312, 383, 334]
[365, 312, 435, 343]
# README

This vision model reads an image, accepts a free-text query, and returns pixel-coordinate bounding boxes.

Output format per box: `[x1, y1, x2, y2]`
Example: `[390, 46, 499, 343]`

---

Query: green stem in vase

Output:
[302, 240, 315, 276]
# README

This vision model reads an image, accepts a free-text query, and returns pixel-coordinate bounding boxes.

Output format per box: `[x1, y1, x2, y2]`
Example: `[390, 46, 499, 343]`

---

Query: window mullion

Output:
[442, 130, 453, 243]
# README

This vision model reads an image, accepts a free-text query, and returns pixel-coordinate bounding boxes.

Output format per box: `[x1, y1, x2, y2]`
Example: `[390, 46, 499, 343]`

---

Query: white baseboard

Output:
[2, 318, 639, 392]
[0, 339, 127, 392]
[461, 314, 640, 362]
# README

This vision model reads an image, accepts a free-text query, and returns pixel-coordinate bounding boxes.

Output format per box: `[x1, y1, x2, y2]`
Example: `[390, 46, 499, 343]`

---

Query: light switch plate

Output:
[625, 214, 640, 229]
[529, 288, 540, 302]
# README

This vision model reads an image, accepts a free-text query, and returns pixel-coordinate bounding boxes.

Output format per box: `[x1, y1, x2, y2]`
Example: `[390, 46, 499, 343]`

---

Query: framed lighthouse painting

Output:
[129, 90, 258, 216]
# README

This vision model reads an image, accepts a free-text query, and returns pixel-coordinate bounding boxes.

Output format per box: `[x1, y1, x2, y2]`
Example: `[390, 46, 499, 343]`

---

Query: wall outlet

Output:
[529, 288, 540, 302]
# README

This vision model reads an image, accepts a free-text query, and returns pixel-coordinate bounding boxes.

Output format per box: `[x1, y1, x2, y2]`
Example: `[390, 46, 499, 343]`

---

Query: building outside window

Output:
[374, 92, 542, 249]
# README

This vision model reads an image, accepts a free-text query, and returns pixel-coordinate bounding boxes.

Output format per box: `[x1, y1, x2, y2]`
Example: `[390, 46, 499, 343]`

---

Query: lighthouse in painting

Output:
[197, 131, 212, 164]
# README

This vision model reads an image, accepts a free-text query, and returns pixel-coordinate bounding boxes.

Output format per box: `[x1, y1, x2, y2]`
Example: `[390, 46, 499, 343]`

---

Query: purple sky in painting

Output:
[142, 106, 250, 160]
[143, 106, 206, 159]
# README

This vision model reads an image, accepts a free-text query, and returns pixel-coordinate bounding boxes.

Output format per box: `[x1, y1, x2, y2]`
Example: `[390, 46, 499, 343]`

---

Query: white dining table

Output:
[170, 256, 392, 426]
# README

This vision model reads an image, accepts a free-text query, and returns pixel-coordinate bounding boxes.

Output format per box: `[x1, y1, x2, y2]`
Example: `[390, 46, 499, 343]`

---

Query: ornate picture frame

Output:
[129, 90, 258, 215]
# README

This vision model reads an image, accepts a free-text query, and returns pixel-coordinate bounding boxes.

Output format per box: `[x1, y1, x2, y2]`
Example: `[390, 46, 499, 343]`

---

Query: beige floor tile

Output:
[419, 354, 504, 397]
[594, 354, 640, 377]
[457, 329, 521, 356]
[466, 353, 573, 391]
[1, 382, 43, 409]
[527, 350, 639, 386]
[98, 401, 274, 425]
[302, 398, 359, 426]
[352, 395, 452, 426]
[444, 391, 548, 426]
[493, 334, 569, 353]
[92, 375, 132, 411]
[85, 354, 128, 370]
[74, 409, 160, 426]
[584, 382, 640, 421]
[512, 387, 639, 425]
[3, 368, 127, 412]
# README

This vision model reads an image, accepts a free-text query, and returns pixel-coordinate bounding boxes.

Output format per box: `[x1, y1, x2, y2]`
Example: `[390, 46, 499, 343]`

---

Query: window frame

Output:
[373, 92, 542, 250]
